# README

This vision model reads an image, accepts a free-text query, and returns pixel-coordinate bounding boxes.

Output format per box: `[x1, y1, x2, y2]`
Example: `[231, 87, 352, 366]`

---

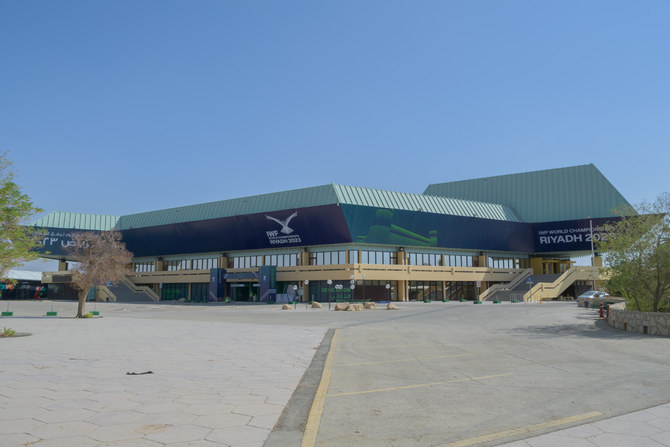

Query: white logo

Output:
[266, 212, 298, 235]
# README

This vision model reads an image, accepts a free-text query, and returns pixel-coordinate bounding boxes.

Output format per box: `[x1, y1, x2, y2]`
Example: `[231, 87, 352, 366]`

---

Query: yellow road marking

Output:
[301, 329, 339, 447]
[327, 373, 512, 398]
[338, 353, 471, 367]
[439, 411, 604, 447]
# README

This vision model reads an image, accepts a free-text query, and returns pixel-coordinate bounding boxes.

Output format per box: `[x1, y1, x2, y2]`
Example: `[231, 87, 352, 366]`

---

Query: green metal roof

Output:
[423, 164, 633, 223]
[32, 184, 521, 232]
[30, 211, 119, 230]
[333, 185, 519, 221]
[116, 185, 339, 229]
[116, 184, 518, 229]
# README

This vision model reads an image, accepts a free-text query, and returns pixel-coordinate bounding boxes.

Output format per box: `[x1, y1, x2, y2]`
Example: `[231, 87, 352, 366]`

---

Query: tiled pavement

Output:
[498, 403, 670, 447]
[0, 305, 326, 447]
[2, 301, 670, 446]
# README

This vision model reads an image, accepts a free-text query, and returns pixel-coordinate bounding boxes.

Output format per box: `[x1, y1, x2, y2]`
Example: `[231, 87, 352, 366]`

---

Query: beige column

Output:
[529, 257, 543, 275]
[58, 259, 68, 271]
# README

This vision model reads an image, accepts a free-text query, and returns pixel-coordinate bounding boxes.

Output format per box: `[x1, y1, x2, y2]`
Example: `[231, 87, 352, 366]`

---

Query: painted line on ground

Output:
[301, 328, 339, 447]
[439, 411, 604, 447]
[327, 373, 512, 398]
[338, 353, 472, 367]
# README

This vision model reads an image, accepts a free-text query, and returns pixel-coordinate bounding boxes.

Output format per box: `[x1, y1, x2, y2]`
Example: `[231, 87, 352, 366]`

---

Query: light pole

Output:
[590, 218, 597, 291]
[350, 284, 355, 302]
[327, 279, 332, 309]
[335, 284, 342, 306]
[304, 279, 309, 309]
[385, 283, 390, 302]
[292, 285, 298, 309]
[362, 274, 366, 301]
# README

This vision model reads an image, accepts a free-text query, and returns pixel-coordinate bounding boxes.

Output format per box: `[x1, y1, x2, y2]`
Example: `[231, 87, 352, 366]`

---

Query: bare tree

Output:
[68, 230, 133, 317]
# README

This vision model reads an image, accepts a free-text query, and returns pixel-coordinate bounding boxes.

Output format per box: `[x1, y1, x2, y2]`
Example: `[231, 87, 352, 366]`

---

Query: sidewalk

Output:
[498, 403, 670, 447]
[0, 302, 326, 447]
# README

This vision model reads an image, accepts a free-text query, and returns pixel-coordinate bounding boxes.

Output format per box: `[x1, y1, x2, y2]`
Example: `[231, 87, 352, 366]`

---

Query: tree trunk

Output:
[77, 290, 87, 318]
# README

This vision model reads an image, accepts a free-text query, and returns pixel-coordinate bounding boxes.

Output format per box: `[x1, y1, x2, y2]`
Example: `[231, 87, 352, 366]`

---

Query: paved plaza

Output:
[1, 300, 669, 446]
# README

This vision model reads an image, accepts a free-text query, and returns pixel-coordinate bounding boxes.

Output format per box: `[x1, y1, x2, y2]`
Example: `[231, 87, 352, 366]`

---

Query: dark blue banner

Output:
[120, 204, 352, 257]
[531, 217, 621, 253]
[341, 205, 534, 253]
[32, 227, 97, 257]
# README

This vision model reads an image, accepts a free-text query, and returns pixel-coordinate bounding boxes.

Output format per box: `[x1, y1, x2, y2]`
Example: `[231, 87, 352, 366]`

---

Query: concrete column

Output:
[155, 258, 165, 271]
[58, 259, 68, 271]
[397, 280, 407, 301]
[530, 257, 543, 275]
[299, 251, 310, 266]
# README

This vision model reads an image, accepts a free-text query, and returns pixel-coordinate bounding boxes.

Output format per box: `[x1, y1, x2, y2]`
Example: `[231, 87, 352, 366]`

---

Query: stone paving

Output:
[0, 302, 326, 447]
[499, 403, 670, 447]
[2, 300, 670, 446]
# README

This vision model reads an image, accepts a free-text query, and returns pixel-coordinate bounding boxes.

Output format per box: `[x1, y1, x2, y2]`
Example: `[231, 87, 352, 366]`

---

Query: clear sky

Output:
[2, 0, 668, 222]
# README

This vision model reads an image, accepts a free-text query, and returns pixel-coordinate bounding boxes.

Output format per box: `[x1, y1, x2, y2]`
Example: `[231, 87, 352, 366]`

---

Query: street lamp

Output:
[385, 283, 390, 302]
[304, 279, 309, 309]
[362, 274, 366, 301]
[350, 283, 355, 301]
[327, 279, 332, 309]
[292, 285, 298, 309]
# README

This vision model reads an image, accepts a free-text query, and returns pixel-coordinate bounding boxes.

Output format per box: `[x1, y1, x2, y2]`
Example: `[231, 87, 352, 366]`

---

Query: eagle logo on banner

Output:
[266, 212, 298, 235]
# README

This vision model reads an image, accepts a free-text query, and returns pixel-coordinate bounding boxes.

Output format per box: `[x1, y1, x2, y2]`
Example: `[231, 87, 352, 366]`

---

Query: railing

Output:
[278, 263, 525, 282]
[127, 269, 210, 284]
[121, 276, 161, 302]
[478, 268, 533, 301]
[522, 266, 608, 302]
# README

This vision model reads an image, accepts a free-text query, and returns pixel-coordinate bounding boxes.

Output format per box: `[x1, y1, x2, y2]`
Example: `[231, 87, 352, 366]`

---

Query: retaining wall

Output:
[607, 302, 670, 336]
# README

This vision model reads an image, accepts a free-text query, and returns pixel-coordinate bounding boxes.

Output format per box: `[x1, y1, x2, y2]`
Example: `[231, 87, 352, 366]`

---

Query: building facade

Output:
[33, 164, 631, 303]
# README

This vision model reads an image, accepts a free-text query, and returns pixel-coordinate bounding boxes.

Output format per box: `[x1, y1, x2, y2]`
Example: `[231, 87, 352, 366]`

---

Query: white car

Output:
[578, 290, 609, 299]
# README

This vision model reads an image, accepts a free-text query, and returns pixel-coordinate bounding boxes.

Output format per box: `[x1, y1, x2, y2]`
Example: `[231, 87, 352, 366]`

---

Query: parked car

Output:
[578, 290, 609, 299]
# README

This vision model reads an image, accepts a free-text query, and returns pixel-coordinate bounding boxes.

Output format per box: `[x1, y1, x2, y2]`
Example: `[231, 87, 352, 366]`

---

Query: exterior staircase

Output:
[96, 276, 160, 302]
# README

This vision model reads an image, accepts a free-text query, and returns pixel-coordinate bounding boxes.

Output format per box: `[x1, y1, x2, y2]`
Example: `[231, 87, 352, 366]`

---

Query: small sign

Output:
[525, 277, 534, 284]
[476, 281, 481, 288]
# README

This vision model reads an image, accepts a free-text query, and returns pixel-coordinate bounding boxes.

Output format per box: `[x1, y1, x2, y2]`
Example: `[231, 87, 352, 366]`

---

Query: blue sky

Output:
[2, 0, 668, 223]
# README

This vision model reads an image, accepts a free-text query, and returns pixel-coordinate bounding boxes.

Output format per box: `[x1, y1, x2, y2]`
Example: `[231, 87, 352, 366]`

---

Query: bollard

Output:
[599, 302, 604, 318]
[606, 304, 610, 319]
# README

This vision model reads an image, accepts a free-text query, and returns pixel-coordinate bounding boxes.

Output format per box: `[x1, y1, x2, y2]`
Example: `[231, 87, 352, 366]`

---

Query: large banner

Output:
[120, 204, 352, 257]
[32, 227, 97, 257]
[531, 217, 620, 253]
[341, 205, 534, 253]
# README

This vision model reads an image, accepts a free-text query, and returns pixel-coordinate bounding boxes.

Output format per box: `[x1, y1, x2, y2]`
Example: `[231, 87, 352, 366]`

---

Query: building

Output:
[32, 164, 631, 303]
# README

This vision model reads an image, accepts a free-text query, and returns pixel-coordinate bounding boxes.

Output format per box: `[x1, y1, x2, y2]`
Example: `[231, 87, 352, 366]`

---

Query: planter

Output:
[46, 311, 58, 316]
[493, 300, 501, 304]
[473, 301, 483, 304]
[91, 311, 100, 316]
[1, 312, 13, 316]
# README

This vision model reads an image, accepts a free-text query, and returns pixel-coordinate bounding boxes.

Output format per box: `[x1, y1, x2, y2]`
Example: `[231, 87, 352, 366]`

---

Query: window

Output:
[134, 262, 155, 272]
[192, 258, 217, 270]
[166, 259, 190, 271]
[309, 250, 347, 265]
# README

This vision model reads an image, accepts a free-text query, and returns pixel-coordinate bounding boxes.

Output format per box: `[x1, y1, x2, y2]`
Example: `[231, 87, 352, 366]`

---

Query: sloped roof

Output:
[332, 185, 519, 221]
[30, 211, 119, 231]
[424, 164, 633, 223]
[31, 184, 520, 231]
[116, 185, 339, 229]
